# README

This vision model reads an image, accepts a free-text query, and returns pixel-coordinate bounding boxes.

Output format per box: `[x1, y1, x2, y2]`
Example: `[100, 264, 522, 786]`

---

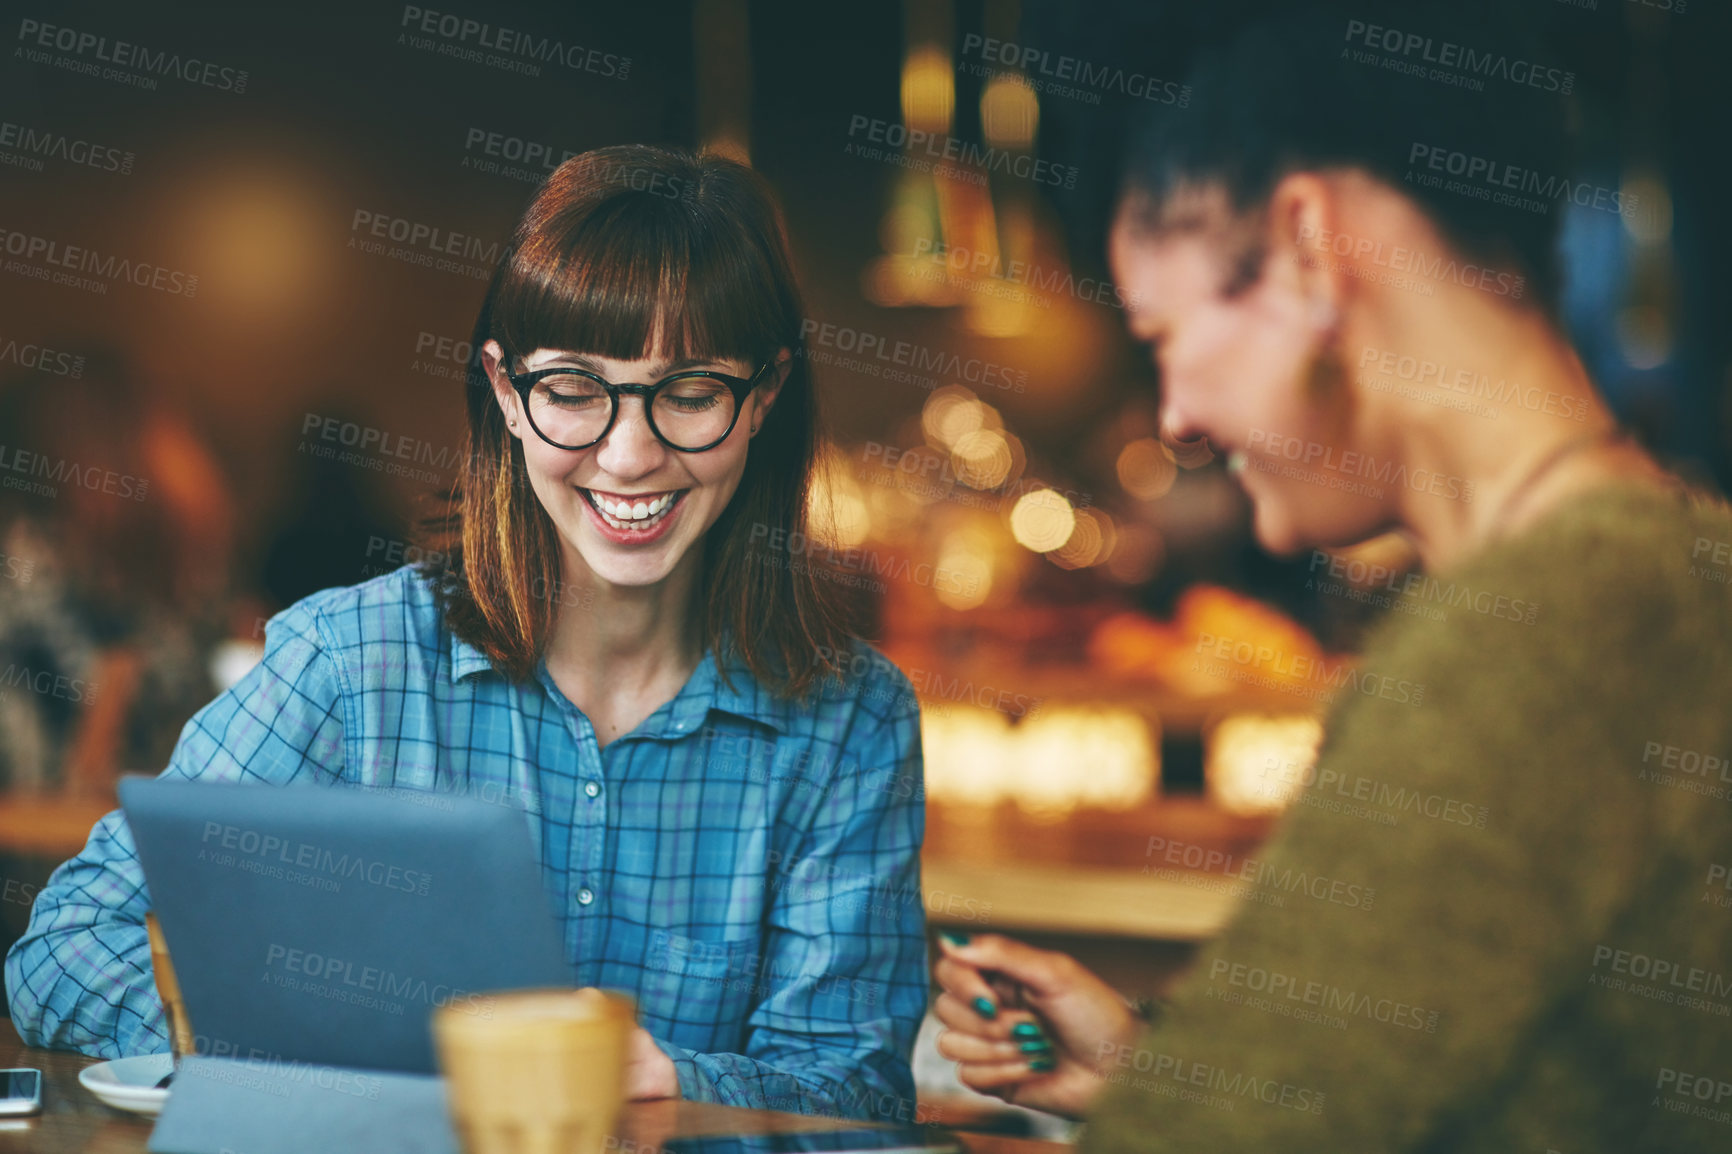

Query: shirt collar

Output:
[450, 633, 497, 683]
[659, 648, 797, 738]
[450, 631, 796, 736]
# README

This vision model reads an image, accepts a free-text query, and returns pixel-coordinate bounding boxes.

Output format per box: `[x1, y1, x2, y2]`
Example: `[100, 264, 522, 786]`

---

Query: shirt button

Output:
[576, 887, 595, 907]
[584, 781, 602, 799]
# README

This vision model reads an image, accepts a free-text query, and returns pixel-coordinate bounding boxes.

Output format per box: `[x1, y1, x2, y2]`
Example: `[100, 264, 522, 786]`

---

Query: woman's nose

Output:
[593, 396, 668, 476]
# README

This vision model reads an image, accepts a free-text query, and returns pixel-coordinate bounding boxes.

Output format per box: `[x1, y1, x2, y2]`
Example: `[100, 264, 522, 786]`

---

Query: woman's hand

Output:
[622, 1025, 682, 1100]
[932, 933, 1142, 1119]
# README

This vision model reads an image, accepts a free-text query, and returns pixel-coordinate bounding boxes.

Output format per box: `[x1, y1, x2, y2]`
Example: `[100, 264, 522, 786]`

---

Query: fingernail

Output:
[1010, 1022, 1044, 1038]
[972, 996, 997, 1019]
[1028, 1057, 1056, 1072]
[939, 931, 971, 946]
[1019, 1040, 1053, 1054]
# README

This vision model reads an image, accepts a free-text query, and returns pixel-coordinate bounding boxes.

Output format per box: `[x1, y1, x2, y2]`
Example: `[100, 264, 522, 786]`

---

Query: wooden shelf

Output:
[0, 795, 115, 858]
[924, 858, 1241, 942]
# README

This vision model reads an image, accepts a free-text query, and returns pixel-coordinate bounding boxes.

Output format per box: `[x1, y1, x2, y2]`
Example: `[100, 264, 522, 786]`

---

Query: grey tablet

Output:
[120, 778, 574, 1074]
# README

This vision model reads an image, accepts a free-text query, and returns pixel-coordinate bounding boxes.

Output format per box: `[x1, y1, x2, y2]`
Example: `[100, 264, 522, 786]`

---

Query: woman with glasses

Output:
[7, 145, 928, 1120]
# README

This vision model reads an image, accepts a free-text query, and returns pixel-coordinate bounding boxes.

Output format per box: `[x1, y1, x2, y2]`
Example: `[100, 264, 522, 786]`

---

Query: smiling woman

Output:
[6, 145, 929, 1123]
[430, 144, 850, 697]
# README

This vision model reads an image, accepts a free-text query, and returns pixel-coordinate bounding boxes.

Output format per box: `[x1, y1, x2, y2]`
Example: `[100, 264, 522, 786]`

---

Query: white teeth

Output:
[587, 491, 678, 531]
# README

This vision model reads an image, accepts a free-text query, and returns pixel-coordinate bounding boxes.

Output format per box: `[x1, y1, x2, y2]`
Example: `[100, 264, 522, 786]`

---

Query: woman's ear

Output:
[482, 340, 524, 439]
[749, 348, 793, 437]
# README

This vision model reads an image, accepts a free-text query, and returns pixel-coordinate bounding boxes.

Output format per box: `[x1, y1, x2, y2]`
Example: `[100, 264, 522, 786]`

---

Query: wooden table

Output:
[0, 1019, 1069, 1154]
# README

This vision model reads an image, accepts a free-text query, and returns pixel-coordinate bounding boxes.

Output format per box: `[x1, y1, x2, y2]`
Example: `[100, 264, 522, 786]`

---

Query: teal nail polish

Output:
[1010, 1022, 1043, 1038]
[1019, 1040, 1053, 1054]
[972, 996, 997, 1019]
[939, 930, 971, 946]
[1028, 1057, 1056, 1073]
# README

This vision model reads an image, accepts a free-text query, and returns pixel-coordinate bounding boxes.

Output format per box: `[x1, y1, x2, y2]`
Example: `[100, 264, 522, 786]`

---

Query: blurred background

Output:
[3, 0, 1729, 1131]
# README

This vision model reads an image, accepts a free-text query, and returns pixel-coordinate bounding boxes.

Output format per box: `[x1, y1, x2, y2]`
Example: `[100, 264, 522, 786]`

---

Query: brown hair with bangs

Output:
[422, 144, 858, 699]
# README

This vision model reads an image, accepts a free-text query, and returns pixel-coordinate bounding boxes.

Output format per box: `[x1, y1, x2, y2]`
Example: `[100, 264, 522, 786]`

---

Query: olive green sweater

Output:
[1084, 482, 1732, 1153]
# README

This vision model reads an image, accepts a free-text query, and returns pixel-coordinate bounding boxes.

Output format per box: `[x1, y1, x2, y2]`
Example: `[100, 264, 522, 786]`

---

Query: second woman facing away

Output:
[931, 4, 1731, 1152]
[5, 145, 929, 1119]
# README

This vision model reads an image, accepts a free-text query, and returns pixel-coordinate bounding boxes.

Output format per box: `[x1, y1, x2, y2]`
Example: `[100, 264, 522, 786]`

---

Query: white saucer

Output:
[78, 1053, 174, 1116]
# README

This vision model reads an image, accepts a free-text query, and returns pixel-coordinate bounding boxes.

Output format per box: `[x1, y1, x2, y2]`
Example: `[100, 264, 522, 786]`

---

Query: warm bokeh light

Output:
[1622, 170, 1673, 243]
[922, 385, 987, 448]
[1206, 714, 1325, 816]
[920, 705, 1157, 816]
[1117, 437, 1178, 500]
[900, 45, 955, 136]
[934, 527, 994, 609]
[1052, 507, 1113, 569]
[1009, 488, 1075, 553]
[980, 73, 1039, 151]
[807, 449, 871, 548]
[950, 428, 1014, 490]
[178, 167, 329, 324]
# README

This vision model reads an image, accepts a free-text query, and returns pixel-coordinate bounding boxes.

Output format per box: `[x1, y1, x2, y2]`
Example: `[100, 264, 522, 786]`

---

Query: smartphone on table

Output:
[0, 1069, 42, 1116]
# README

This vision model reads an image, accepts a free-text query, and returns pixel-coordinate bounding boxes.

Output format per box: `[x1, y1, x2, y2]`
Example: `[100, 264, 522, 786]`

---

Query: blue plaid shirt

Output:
[5, 564, 928, 1118]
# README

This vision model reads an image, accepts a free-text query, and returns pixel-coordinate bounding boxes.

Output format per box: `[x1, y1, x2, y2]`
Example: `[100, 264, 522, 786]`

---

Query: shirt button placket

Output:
[568, 716, 606, 977]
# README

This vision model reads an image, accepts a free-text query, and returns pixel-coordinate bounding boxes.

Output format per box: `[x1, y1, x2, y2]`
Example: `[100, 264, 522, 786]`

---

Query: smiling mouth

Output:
[580, 488, 686, 531]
